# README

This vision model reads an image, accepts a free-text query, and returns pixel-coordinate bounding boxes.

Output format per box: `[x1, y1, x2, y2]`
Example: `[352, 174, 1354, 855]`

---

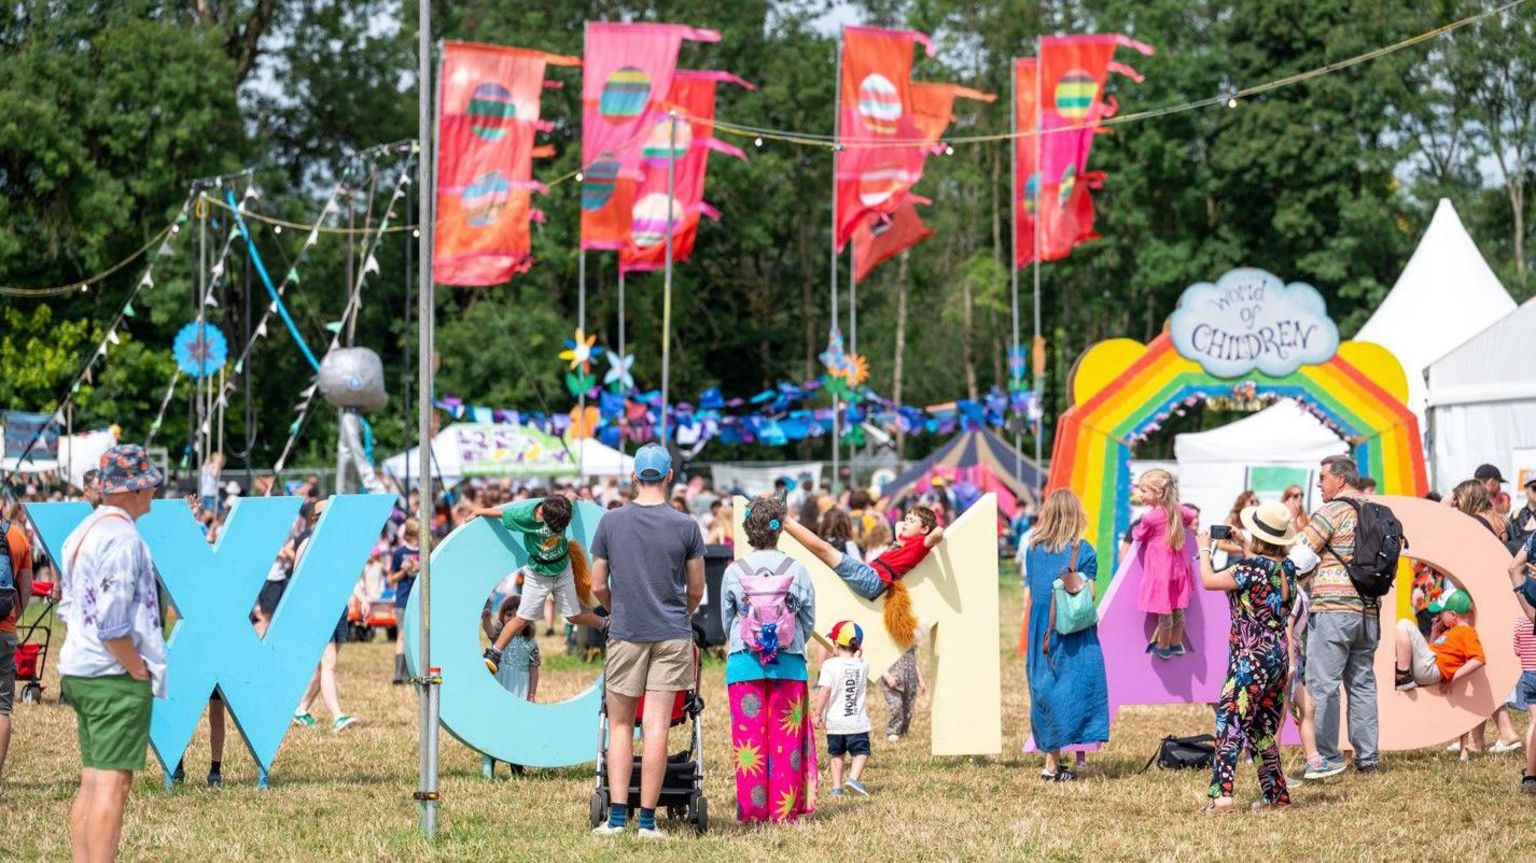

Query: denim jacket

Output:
[721, 549, 816, 657]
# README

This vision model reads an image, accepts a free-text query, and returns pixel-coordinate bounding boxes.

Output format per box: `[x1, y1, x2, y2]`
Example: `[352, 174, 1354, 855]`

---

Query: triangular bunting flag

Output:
[324, 321, 343, 334]
[122, 302, 136, 318]
[106, 330, 120, 345]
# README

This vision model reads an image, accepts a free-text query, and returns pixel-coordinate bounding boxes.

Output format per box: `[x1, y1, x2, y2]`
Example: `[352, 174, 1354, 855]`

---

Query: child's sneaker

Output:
[332, 714, 358, 733]
[292, 712, 317, 729]
[483, 648, 502, 674]
[1303, 758, 1346, 780]
[1394, 668, 1416, 691]
[829, 788, 844, 797]
[637, 826, 666, 840]
[1169, 643, 1187, 656]
[206, 768, 222, 788]
[844, 778, 869, 797]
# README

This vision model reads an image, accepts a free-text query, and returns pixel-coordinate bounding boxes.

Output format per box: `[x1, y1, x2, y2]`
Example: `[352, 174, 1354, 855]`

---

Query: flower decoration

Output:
[845, 353, 870, 387]
[173, 321, 229, 379]
[604, 351, 635, 393]
[568, 404, 601, 440]
[558, 328, 603, 375]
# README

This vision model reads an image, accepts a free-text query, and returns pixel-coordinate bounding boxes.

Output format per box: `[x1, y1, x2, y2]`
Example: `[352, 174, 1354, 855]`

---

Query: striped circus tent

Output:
[881, 429, 1044, 518]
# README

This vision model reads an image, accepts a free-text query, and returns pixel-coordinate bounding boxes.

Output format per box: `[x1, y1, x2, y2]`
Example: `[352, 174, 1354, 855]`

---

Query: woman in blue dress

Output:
[1024, 489, 1110, 781]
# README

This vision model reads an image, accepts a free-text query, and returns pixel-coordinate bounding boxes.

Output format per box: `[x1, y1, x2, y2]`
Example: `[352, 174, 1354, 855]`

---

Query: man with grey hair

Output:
[1296, 454, 1378, 779]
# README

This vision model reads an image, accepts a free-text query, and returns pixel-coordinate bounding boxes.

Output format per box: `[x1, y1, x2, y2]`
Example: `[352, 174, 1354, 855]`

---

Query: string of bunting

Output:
[144, 184, 259, 446]
[269, 165, 414, 477]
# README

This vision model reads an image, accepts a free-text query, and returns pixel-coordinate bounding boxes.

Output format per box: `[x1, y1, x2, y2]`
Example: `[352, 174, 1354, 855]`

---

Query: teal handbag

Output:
[1048, 542, 1098, 640]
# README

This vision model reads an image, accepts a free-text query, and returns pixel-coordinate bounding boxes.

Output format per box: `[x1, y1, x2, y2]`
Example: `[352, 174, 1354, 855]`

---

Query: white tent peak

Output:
[1355, 197, 1515, 427]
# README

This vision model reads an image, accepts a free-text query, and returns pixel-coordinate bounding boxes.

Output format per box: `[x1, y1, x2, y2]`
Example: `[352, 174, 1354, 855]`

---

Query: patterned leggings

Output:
[883, 648, 920, 736]
[728, 679, 818, 822]
[1210, 656, 1290, 804]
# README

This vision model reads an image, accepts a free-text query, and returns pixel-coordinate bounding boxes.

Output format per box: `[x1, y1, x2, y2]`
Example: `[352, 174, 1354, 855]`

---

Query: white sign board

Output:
[1169, 267, 1339, 378]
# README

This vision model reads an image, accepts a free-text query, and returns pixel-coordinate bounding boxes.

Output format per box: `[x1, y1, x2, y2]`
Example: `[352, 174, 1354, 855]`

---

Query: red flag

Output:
[1013, 35, 1152, 267]
[834, 25, 933, 251]
[579, 22, 719, 251]
[910, 82, 995, 147]
[434, 42, 579, 286]
[619, 71, 753, 275]
[852, 197, 934, 283]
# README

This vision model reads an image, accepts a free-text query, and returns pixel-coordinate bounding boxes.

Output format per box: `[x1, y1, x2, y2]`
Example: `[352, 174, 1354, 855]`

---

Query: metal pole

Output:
[659, 111, 677, 446]
[1009, 59, 1023, 491]
[618, 268, 627, 462]
[830, 37, 842, 495]
[1031, 36, 1045, 489]
[847, 246, 855, 488]
[414, 18, 440, 839]
[578, 249, 586, 475]
[403, 182, 414, 493]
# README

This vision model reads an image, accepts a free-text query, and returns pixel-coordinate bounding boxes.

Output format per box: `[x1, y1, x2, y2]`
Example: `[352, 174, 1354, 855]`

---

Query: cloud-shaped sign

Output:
[1169, 267, 1339, 378]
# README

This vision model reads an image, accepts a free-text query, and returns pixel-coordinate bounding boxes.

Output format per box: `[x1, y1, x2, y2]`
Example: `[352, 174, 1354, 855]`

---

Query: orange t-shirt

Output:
[1431, 623, 1486, 680]
[2, 523, 31, 634]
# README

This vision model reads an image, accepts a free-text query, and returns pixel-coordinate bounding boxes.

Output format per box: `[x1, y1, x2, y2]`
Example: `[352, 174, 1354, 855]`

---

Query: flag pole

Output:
[618, 267, 626, 463]
[1009, 59, 1023, 494]
[414, 21, 441, 840]
[578, 248, 586, 473]
[830, 36, 842, 495]
[659, 110, 677, 446]
[1030, 36, 1045, 493]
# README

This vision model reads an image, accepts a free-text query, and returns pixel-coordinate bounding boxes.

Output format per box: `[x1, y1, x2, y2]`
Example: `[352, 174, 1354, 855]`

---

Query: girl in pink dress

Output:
[1132, 468, 1197, 659]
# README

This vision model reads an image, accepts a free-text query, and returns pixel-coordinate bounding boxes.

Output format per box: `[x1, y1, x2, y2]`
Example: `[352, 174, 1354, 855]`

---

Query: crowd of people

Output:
[1021, 454, 1536, 813]
[9, 438, 1536, 855]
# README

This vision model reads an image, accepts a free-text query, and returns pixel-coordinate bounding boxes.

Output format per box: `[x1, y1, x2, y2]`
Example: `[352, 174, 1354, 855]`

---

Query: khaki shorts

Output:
[605, 637, 693, 698]
[1397, 619, 1444, 685]
[515, 564, 582, 621]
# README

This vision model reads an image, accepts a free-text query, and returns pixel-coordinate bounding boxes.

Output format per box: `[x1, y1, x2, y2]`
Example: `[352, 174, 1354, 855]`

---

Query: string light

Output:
[754, 136, 763, 147]
[944, 144, 955, 155]
[274, 224, 283, 234]
[575, 171, 584, 182]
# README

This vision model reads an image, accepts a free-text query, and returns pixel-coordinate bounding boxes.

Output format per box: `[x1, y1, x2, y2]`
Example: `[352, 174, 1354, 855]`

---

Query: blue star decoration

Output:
[604, 352, 635, 393]
[173, 321, 229, 379]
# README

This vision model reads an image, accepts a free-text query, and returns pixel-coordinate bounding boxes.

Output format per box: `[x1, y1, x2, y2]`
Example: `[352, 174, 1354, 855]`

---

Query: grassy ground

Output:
[5, 581, 1531, 861]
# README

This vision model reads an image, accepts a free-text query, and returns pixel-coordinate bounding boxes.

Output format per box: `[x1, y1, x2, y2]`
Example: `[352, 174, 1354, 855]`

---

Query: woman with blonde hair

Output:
[1451, 479, 1509, 541]
[1131, 468, 1197, 659]
[1282, 484, 1308, 534]
[1023, 489, 1109, 781]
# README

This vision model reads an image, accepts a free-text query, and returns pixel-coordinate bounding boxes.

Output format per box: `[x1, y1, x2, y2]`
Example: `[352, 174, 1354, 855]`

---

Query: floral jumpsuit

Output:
[1210, 556, 1296, 804]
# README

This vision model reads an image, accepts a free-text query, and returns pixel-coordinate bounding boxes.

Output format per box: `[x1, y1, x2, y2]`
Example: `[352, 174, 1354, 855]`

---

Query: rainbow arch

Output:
[1048, 332, 1428, 588]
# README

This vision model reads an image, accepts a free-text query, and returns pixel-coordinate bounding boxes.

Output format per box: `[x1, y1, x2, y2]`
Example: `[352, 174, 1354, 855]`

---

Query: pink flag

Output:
[620, 71, 753, 274]
[579, 22, 720, 251]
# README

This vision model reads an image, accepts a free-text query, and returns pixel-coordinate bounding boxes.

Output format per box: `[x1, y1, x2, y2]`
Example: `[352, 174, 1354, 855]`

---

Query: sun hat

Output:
[634, 444, 671, 482]
[98, 444, 165, 495]
[1429, 589, 1472, 615]
[828, 620, 863, 648]
[1239, 501, 1297, 546]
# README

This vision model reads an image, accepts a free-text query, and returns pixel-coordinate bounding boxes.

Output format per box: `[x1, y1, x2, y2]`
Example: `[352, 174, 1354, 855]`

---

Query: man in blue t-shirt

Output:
[591, 445, 704, 839]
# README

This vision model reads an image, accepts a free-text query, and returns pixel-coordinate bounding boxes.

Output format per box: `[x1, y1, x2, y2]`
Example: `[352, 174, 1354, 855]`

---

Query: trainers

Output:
[1489, 739, 1523, 755]
[1446, 741, 1462, 753]
[332, 714, 358, 733]
[1169, 643, 1187, 656]
[1303, 758, 1346, 780]
[844, 778, 869, 796]
[887, 734, 900, 743]
[171, 759, 186, 785]
[483, 648, 502, 674]
[592, 823, 626, 836]
[1053, 768, 1078, 782]
[292, 712, 316, 729]
[637, 826, 666, 840]
[1354, 762, 1379, 775]
[206, 769, 222, 788]
[1521, 774, 1536, 795]
[1394, 668, 1416, 691]
[1152, 646, 1173, 661]
[830, 788, 844, 797]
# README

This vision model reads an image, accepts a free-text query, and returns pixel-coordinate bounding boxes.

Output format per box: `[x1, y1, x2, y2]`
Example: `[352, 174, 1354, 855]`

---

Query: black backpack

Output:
[0, 518, 15, 620]
[1140, 734, 1215, 772]
[1327, 497, 1404, 599]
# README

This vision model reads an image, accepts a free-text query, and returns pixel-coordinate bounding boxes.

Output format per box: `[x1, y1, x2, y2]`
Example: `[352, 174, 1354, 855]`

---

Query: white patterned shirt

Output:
[58, 505, 167, 697]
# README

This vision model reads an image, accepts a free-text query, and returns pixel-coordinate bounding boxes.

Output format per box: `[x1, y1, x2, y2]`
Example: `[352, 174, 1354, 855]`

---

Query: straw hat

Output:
[1239, 501, 1297, 546]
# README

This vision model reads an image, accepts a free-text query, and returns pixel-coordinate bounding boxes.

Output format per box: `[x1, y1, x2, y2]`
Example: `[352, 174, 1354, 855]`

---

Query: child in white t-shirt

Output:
[814, 620, 871, 797]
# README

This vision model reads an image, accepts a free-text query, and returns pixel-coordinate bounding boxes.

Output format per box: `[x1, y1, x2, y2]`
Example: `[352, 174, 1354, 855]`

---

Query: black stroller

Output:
[588, 627, 708, 834]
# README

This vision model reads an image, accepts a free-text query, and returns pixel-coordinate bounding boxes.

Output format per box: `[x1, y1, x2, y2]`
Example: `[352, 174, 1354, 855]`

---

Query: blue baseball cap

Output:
[634, 444, 672, 482]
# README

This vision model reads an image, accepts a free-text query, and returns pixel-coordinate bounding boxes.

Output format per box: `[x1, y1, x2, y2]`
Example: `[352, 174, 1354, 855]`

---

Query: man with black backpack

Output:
[1296, 455, 1400, 779]
[1, 501, 36, 792]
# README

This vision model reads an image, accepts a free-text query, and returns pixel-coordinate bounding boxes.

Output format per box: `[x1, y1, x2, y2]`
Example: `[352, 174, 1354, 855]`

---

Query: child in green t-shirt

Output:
[470, 494, 606, 672]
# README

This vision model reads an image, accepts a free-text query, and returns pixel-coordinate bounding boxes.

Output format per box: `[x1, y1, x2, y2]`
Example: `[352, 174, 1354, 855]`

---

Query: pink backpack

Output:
[732, 556, 799, 663]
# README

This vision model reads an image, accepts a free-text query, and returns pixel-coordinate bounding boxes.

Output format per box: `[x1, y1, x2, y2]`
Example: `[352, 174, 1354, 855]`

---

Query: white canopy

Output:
[381, 423, 635, 487]
[1426, 296, 1536, 491]
[1356, 198, 1515, 429]
[1175, 400, 1348, 519]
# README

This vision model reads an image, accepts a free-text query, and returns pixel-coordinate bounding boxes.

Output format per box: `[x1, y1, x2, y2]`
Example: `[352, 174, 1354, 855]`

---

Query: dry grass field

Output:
[5, 580, 1531, 861]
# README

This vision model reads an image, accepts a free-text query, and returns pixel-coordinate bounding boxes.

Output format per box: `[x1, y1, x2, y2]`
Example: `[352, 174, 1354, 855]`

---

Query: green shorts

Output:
[62, 674, 153, 772]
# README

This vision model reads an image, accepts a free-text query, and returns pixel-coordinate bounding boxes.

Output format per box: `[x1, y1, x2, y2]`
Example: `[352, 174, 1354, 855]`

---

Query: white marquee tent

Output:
[1355, 198, 1515, 430]
[1174, 400, 1348, 519]
[1426, 296, 1536, 491]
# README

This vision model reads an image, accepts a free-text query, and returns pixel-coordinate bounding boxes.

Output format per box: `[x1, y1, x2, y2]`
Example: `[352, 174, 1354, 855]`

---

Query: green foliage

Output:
[5, 0, 1536, 474]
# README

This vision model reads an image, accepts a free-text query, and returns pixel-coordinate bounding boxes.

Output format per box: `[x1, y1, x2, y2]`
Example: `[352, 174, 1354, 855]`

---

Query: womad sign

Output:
[1168, 267, 1340, 378]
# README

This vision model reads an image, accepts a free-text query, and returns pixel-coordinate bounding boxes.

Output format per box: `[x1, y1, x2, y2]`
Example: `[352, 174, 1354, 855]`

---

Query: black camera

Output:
[1209, 525, 1232, 540]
